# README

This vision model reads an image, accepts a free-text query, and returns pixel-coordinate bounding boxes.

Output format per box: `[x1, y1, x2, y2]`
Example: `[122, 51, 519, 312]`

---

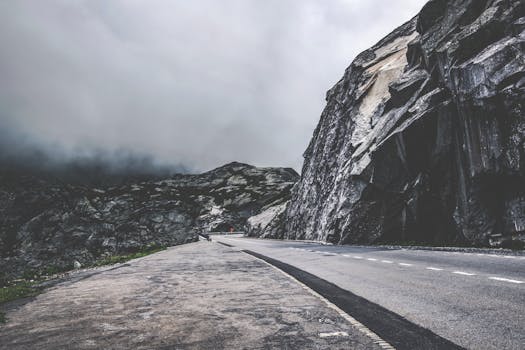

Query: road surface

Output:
[214, 236, 525, 350]
[0, 242, 383, 350]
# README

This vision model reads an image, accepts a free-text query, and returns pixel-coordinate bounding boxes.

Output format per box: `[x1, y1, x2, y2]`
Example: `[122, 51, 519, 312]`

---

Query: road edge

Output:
[240, 247, 395, 350]
[242, 249, 466, 350]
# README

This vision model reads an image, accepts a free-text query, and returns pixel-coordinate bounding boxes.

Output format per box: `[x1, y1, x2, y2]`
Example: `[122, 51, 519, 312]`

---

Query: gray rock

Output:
[265, 0, 525, 247]
[0, 162, 298, 280]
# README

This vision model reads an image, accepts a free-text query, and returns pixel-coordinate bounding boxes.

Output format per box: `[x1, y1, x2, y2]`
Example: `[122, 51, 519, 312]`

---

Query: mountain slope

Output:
[0, 162, 298, 281]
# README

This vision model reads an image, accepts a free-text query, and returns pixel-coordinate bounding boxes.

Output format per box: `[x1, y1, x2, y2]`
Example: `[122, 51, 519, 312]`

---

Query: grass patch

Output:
[0, 244, 167, 324]
[379, 240, 472, 248]
[1, 280, 44, 324]
[0, 281, 43, 304]
[92, 244, 166, 267]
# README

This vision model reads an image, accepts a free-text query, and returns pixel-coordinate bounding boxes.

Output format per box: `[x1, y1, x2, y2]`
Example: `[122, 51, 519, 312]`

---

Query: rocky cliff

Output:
[0, 162, 298, 280]
[256, 0, 525, 247]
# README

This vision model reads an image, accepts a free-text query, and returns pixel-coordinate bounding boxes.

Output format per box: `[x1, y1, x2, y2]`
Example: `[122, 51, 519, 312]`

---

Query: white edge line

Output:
[426, 267, 443, 271]
[399, 263, 413, 267]
[381, 260, 393, 264]
[245, 252, 396, 350]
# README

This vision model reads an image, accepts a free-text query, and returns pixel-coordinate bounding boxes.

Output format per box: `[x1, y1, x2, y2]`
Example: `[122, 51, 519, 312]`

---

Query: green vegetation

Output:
[92, 244, 166, 267]
[500, 239, 525, 250]
[381, 240, 524, 251]
[20, 265, 70, 281]
[0, 280, 43, 324]
[0, 244, 166, 324]
[0, 280, 43, 304]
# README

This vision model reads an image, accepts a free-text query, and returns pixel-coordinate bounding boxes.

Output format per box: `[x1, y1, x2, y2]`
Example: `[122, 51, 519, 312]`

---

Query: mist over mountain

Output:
[0, 131, 189, 185]
[0, 0, 426, 173]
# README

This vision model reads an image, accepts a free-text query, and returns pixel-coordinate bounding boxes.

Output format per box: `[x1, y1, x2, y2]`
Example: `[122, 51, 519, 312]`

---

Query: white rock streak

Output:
[319, 331, 349, 338]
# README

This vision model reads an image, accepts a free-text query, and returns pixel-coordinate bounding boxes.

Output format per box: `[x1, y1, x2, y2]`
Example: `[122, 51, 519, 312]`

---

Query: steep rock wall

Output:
[270, 0, 525, 247]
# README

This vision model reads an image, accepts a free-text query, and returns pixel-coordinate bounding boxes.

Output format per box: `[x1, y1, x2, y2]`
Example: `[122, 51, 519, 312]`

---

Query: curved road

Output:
[214, 236, 525, 350]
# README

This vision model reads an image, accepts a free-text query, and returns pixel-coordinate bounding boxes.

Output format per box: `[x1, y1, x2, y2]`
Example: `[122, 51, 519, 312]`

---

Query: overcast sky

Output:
[0, 0, 427, 173]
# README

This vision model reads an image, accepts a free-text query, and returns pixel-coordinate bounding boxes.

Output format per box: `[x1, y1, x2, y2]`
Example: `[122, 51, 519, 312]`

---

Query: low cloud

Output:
[0, 0, 426, 173]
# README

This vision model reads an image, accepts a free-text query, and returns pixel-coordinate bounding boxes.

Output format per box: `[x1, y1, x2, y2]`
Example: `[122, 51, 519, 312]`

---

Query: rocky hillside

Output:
[0, 162, 298, 281]
[255, 0, 525, 247]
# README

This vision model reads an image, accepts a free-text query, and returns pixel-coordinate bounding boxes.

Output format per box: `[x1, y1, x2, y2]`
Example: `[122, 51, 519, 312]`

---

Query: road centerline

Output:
[452, 271, 476, 276]
[488, 277, 524, 284]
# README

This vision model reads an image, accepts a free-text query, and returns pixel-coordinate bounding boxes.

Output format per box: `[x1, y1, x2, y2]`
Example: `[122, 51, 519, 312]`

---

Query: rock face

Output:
[0, 162, 298, 280]
[263, 0, 525, 247]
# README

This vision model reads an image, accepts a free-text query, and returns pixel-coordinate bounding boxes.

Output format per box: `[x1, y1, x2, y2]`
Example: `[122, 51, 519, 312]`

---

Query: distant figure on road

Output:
[229, 227, 234, 234]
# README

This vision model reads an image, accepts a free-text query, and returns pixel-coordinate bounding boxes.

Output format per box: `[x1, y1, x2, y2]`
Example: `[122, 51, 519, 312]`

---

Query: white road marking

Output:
[452, 271, 476, 276]
[280, 243, 523, 286]
[442, 252, 525, 260]
[468, 253, 525, 260]
[488, 277, 524, 284]
[319, 331, 349, 338]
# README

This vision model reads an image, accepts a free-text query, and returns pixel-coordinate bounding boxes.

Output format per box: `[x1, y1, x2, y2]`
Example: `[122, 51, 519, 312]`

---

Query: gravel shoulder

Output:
[0, 241, 381, 350]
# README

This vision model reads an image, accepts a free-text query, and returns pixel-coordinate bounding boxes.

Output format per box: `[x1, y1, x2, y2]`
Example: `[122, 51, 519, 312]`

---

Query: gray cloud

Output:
[0, 0, 427, 173]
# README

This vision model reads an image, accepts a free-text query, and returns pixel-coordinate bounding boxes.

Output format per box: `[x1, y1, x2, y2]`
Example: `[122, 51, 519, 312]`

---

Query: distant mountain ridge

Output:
[0, 162, 298, 282]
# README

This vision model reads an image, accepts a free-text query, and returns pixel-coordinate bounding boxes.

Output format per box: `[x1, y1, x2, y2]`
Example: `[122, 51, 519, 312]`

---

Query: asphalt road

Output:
[1, 242, 383, 350]
[214, 236, 525, 350]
